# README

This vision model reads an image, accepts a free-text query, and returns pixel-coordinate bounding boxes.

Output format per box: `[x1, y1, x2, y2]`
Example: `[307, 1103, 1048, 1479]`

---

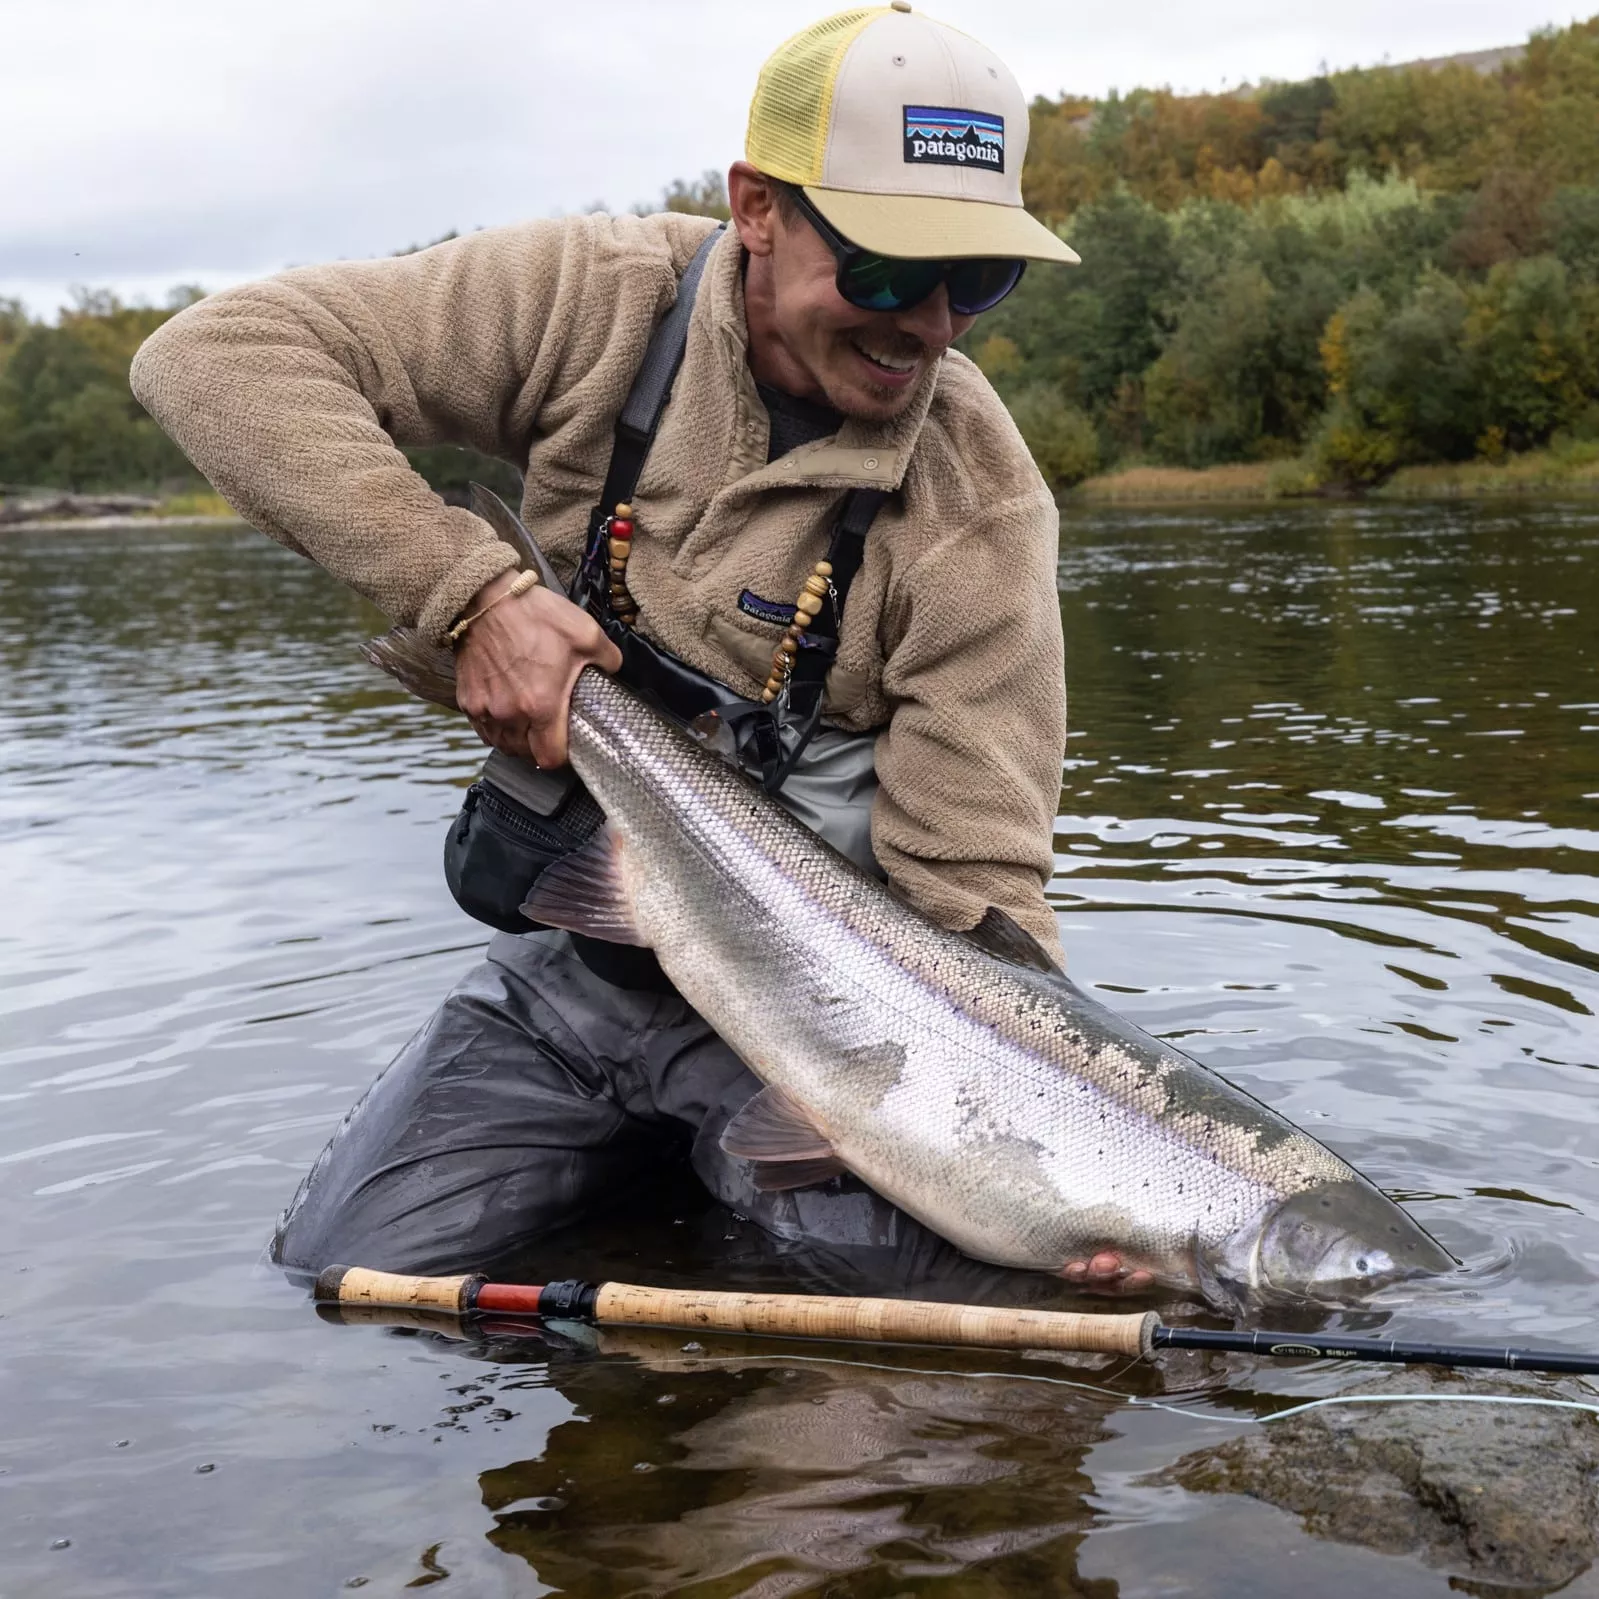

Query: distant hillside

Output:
[1022, 17, 1599, 218]
[3, 16, 1597, 501]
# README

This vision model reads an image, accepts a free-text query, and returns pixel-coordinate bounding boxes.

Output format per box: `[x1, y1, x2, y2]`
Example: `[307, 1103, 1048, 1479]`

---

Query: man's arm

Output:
[871, 489, 1067, 960]
[128, 216, 686, 760]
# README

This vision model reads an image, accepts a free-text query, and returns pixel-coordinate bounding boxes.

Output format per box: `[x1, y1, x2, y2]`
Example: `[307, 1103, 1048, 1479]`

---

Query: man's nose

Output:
[893, 282, 957, 350]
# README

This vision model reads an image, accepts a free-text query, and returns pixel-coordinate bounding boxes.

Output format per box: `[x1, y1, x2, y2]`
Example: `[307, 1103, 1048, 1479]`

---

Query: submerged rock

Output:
[1153, 1370, 1599, 1594]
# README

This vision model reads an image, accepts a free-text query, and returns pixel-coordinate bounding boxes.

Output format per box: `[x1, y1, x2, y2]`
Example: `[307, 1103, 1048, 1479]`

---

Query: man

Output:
[132, 5, 1137, 1292]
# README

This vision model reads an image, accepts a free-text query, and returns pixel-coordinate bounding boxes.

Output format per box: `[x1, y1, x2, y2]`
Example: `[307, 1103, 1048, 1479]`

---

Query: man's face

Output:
[762, 196, 978, 423]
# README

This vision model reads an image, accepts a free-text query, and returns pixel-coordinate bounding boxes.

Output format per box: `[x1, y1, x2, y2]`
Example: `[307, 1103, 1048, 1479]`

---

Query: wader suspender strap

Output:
[580, 225, 889, 793]
[596, 229, 721, 521]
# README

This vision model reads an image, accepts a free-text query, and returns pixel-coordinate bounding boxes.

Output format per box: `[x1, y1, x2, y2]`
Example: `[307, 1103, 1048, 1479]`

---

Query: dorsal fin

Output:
[962, 907, 1062, 973]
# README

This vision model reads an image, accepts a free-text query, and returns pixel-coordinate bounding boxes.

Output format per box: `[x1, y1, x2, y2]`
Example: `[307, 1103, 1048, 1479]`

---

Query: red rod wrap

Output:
[476, 1282, 547, 1314]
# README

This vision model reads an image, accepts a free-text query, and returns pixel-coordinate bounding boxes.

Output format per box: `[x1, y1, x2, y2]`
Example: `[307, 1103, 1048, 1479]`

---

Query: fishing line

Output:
[611, 1351, 1257, 1424]
[1260, 1392, 1599, 1424]
[601, 1354, 1599, 1430]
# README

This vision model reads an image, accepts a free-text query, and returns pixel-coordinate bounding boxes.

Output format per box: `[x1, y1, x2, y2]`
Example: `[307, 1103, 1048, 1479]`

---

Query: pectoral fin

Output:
[750, 1157, 848, 1193]
[520, 824, 650, 945]
[721, 1085, 834, 1160]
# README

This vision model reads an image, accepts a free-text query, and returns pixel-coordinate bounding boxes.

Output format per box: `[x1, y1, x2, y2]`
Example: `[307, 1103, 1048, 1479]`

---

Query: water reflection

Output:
[480, 1333, 1118, 1596]
[1, 504, 1596, 1595]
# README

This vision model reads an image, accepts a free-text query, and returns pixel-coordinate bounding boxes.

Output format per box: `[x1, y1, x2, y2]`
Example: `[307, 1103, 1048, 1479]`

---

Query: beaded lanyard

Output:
[761, 560, 834, 704]
[602, 501, 639, 626]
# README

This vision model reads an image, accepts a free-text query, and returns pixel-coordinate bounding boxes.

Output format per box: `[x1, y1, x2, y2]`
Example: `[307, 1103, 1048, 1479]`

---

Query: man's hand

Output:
[454, 571, 622, 768]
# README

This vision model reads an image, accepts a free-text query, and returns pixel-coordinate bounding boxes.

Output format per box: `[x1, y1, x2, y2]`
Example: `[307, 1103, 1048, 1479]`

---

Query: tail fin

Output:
[468, 483, 566, 596]
[363, 485, 558, 712]
[360, 628, 460, 711]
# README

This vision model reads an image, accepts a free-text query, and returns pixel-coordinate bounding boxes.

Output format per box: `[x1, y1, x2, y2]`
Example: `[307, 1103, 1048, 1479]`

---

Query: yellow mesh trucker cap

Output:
[746, 3, 1078, 264]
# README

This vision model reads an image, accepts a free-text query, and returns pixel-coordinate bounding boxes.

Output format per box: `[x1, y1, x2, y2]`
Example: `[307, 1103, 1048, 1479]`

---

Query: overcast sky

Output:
[3, 0, 1587, 318]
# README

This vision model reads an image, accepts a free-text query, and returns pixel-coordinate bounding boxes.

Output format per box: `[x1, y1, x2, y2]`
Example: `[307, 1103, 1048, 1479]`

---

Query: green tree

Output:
[0, 292, 199, 490]
[1005, 384, 1100, 489]
[1547, 184, 1599, 280]
[1312, 273, 1481, 483]
[1467, 255, 1599, 448]
[1146, 262, 1277, 464]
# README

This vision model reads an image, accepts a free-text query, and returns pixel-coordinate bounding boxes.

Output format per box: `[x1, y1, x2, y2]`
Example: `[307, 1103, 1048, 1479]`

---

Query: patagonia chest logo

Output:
[903, 105, 1005, 171]
[738, 589, 798, 627]
[737, 590, 829, 644]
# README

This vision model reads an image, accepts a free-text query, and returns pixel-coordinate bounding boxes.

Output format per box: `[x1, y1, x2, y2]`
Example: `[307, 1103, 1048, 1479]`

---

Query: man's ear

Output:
[728, 162, 783, 258]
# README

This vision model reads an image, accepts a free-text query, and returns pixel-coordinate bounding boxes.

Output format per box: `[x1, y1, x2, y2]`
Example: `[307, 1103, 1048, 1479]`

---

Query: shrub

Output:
[1006, 385, 1101, 489]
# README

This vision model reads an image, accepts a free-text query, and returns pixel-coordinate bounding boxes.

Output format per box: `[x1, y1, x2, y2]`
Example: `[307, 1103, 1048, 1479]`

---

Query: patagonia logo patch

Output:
[738, 590, 797, 627]
[903, 105, 1005, 171]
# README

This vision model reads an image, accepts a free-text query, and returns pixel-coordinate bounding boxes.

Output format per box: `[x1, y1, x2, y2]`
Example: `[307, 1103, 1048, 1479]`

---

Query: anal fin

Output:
[520, 823, 650, 946]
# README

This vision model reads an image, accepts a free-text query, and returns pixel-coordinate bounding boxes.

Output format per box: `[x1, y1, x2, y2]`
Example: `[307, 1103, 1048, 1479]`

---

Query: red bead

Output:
[610, 519, 634, 538]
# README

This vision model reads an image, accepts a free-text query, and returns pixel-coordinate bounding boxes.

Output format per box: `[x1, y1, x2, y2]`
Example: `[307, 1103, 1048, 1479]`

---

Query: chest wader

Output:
[443, 227, 888, 985]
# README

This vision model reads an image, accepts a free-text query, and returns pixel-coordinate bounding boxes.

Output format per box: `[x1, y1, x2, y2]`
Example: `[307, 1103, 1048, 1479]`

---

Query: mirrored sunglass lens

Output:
[841, 253, 943, 311]
[946, 259, 1024, 314]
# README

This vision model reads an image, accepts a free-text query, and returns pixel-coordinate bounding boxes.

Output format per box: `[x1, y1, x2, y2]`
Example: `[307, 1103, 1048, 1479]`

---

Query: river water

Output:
[1, 501, 1595, 1596]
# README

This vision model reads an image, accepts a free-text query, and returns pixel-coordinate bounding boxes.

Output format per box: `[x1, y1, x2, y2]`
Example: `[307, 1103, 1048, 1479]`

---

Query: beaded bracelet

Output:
[447, 568, 540, 646]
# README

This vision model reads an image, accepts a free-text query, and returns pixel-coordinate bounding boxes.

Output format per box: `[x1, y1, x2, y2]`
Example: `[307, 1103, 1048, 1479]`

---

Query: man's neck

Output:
[742, 250, 829, 403]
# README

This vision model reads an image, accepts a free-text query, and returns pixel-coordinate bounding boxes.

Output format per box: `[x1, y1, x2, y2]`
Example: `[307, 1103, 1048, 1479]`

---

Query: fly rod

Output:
[315, 1266, 1599, 1376]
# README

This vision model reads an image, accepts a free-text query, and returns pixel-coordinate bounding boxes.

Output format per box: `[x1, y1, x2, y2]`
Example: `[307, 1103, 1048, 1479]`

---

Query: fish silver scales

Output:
[363, 616, 1454, 1310]
[554, 670, 1446, 1306]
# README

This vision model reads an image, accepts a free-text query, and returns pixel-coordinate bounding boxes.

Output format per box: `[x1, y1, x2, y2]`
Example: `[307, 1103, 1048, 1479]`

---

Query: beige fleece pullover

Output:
[130, 213, 1067, 952]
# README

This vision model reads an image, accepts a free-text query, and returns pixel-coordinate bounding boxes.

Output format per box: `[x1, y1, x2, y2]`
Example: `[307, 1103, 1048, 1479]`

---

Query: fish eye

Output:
[1355, 1256, 1370, 1274]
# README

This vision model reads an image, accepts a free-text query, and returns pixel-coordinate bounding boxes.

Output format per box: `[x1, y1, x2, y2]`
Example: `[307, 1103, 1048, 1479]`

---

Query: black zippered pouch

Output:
[443, 757, 603, 934]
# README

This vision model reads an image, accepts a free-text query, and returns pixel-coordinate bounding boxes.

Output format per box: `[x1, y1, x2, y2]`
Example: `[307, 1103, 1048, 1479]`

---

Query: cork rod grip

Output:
[593, 1282, 1155, 1358]
[314, 1265, 481, 1315]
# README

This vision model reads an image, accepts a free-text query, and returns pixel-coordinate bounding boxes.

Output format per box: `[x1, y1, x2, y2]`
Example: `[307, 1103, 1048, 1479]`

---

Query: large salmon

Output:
[364, 495, 1453, 1312]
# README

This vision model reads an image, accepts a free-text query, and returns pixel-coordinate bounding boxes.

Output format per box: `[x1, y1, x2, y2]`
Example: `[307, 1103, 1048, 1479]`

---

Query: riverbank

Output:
[1073, 441, 1599, 503]
[0, 488, 238, 533]
[11, 447, 1599, 532]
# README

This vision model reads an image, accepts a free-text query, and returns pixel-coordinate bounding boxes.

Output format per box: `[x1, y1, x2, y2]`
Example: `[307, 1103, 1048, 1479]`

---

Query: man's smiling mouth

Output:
[849, 337, 921, 377]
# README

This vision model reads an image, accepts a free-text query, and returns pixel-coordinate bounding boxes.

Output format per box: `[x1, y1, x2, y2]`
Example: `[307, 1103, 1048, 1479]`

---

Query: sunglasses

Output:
[784, 185, 1026, 318]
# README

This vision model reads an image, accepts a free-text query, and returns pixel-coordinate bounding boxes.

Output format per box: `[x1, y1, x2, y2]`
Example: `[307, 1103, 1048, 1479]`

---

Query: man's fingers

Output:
[591, 634, 623, 676]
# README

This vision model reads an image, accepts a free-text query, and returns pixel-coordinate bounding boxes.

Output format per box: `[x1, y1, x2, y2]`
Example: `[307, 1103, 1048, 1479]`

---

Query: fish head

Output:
[1208, 1179, 1456, 1309]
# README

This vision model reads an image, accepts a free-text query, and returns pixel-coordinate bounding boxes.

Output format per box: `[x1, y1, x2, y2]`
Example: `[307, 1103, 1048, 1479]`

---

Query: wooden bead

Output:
[610, 518, 634, 538]
[803, 575, 829, 598]
[778, 636, 799, 655]
[609, 537, 631, 559]
[615, 503, 633, 518]
[794, 605, 818, 626]
[814, 560, 833, 577]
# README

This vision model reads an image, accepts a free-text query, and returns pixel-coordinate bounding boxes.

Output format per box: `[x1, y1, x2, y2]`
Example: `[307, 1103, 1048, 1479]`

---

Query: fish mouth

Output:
[1205, 1180, 1457, 1310]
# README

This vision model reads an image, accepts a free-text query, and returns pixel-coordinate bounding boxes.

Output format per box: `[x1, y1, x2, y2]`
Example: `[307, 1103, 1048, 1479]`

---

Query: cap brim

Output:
[804, 186, 1080, 264]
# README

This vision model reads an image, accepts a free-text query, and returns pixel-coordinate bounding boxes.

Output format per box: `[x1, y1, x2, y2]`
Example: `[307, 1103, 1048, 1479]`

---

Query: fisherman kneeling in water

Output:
[132, 6, 1145, 1295]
